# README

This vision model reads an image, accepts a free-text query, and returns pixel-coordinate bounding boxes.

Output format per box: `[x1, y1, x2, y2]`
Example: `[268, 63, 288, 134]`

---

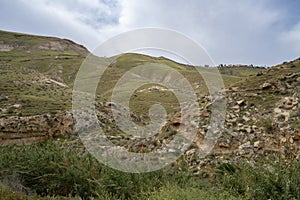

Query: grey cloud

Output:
[0, 0, 300, 66]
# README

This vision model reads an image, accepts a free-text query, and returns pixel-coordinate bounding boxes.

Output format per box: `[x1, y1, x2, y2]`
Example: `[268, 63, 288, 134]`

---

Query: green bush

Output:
[0, 142, 103, 198]
[0, 182, 74, 200]
[148, 184, 241, 200]
[0, 183, 27, 200]
[0, 140, 200, 199]
[0, 140, 299, 200]
[220, 160, 300, 200]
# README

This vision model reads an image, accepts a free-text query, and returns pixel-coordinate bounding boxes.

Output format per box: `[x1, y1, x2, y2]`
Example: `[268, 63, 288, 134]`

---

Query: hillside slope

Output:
[0, 30, 264, 117]
[0, 30, 298, 167]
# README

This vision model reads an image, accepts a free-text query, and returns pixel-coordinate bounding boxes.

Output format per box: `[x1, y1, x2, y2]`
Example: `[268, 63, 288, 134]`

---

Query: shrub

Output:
[148, 184, 241, 200]
[220, 159, 300, 200]
[1, 140, 299, 199]
[258, 117, 275, 134]
[0, 140, 198, 199]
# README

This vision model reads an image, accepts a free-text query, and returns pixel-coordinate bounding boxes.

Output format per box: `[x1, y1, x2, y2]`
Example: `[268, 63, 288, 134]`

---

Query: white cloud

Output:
[112, 0, 292, 65]
[0, 0, 300, 65]
[281, 22, 300, 53]
[0, 0, 102, 49]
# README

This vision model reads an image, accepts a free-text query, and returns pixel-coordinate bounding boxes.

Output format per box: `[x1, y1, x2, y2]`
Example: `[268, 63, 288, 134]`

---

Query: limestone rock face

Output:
[0, 112, 74, 146]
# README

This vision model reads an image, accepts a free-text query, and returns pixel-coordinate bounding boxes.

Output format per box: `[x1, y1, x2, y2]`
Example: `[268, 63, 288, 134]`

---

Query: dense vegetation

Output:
[0, 140, 299, 200]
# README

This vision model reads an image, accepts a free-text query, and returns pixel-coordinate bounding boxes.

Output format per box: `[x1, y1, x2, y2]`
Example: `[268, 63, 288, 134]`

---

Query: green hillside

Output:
[0, 30, 299, 200]
[0, 30, 88, 115]
[0, 30, 265, 117]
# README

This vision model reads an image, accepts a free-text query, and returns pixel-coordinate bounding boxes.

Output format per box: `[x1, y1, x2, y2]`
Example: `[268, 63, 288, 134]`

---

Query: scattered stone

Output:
[245, 126, 252, 134]
[219, 142, 230, 148]
[0, 96, 8, 101]
[239, 141, 251, 149]
[237, 99, 245, 106]
[254, 141, 262, 148]
[231, 87, 239, 92]
[242, 116, 250, 122]
[274, 108, 282, 114]
[280, 137, 287, 143]
[261, 82, 272, 90]
[12, 104, 22, 109]
[232, 105, 240, 110]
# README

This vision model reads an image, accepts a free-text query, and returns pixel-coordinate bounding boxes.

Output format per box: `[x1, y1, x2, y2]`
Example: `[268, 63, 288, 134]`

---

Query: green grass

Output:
[0, 30, 87, 86]
[148, 185, 241, 200]
[0, 140, 208, 199]
[1, 30, 299, 199]
[247, 92, 281, 112]
[0, 140, 299, 200]
[1, 30, 295, 117]
[220, 159, 300, 200]
[1, 30, 266, 118]
[0, 65, 72, 116]
[236, 59, 300, 91]
[218, 66, 265, 77]
[0, 183, 74, 200]
[94, 53, 260, 117]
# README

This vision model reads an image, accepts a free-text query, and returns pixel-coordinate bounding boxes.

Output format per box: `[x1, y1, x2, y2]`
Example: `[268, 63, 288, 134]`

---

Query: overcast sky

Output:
[1, 0, 300, 66]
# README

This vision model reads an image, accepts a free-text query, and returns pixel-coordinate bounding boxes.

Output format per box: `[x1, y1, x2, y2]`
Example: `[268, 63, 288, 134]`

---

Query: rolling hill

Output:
[0, 29, 299, 199]
[0, 30, 298, 154]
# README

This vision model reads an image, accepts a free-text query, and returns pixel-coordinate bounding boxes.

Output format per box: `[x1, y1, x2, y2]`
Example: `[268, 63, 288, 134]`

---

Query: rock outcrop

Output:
[0, 112, 74, 146]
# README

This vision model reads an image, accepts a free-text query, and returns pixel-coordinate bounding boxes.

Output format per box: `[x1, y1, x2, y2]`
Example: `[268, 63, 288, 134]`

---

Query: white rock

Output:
[261, 82, 272, 89]
[232, 105, 240, 110]
[237, 99, 245, 105]
[231, 87, 239, 91]
[245, 127, 252, 133]
[280, 137, 287, 143]
[274, 108, 282, 114]
[254, 141, 261, 148]
[243, 116, 251, 122]
[239, 141, 251, 149]
[12, 104, 22, 108]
